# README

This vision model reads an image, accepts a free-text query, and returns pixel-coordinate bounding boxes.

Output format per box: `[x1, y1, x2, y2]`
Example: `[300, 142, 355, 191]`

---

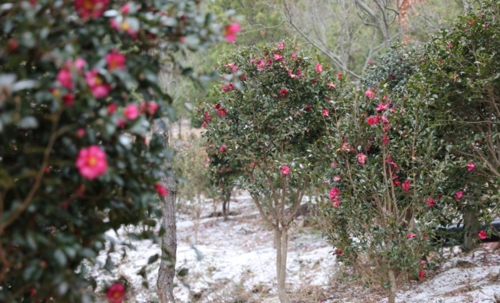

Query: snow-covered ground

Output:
[88, 192, 500, 303]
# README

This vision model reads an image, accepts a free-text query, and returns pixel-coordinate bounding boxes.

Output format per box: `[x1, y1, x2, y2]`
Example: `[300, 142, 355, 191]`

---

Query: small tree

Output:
[318, 85, 457, 303]
[202, 41, 340, 302]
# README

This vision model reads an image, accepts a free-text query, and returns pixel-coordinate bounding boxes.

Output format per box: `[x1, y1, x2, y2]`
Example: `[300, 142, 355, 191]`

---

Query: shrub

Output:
[0, 1, 234, 302]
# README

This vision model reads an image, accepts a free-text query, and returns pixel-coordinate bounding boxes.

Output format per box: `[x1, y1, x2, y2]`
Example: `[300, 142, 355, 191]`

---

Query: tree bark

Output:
[388, 269, 397, 303]
[463, 204, 478, 252]
[277, 225, 289, 303]
[154, 119, 177, 303]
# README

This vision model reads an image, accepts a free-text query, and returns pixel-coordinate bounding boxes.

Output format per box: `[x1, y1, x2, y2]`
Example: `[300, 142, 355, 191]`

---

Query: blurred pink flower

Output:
[76, 145, 107, 179]
[225, 23, 241, 42]
[106, 49, 126, 70]
[124, 103, 140, 120]
[74, 0, 109, 19]
[281, 165, 290, 175]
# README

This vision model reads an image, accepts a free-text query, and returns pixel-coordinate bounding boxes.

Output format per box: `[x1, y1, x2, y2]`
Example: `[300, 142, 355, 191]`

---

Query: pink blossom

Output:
[273, 54, 283, 61]
[357, 153, 367, 165]
[219, 144, 227, 153]
[84, 69, 111, 98]
[224, 23, 241, 42]
[365, 89, 375, 99]
[291, 53, 297, 59]
[218, 108, 227, 117]
[329, 187, 340, 201]
[454, 191, 463, 199]
[106, 283, 125, 303]
[203, 112, 212, 121]
[333, 176, 341, 182]
[107, 103, 118, 114]
[277, 42, 285, 50]
[280, 88, 288, 95]
[201, 121, 207, 128]
[376, 102, 389, 111]
[322, 109, 329, 117]
[402, 179, 411, 191]
[478, 230, 487, 240]
[106, 49, 126, 70]
[76, 145, 108, 179]
[337, 73, 343, 80]
[467, 161, 475, 172]
[57, 68, 74, 89]
[76, 128, 86, 138]
[315, 64, 323, 73]
[281, 165, 290, 175]
[140, 101, 159, 115]
[120, 4, 130, 14]
[366, 116, 378, 126]
[155, 184, 168, 196]
[331, 162, 338, 167]
[406, 233, 417, 239]
[256, 60, 265, 71]
[425, 197, 436, 207]
[383, 133, 389, 145]
[124, 104, 140, 120]
[327, 82, 336, 89]
[74, 0, 109, 19]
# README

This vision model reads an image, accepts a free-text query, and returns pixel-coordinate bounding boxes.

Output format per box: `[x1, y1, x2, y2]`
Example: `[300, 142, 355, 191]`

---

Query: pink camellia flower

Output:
[273, 54, 283, 61]
[315, 64, 323, 73]
[357, 153, 367, 165]
[124, 103, 140, 120]
[327, 82, 336, 89]
[280, 88, 288, 95]
[322, 109, 329, 117]
[335, 248, 343, 255]
[218, 108, 227, 117]
[76, 128, 86, 138]
[240, 74, 247, 81]
[224, 23, 241, 42]
[330, 187, 340, 201]
[291, 53, 297, 59]
[201, 121, 207, 128]
[74, 0, 109, 19]
[84, 69, 111, 98]
[215, 103, 221, 109]
[203, 112, 212, 121]
[277, 42, 285, 50]
[467, 161, 475, 172]
[281, 165, 290, 175]
[383, 133, 389, 145]
[219, 144, 227, 153]
[57, 68, 74, 89]
[478, 230, 487, 240]
[155, 183, 168, 196]
[106, 283, 125, 303]
[76, 145, 108, 180]
[419, 271, 425, 280]
[332, 200, 341, 208]
[406, 233, 417, 239]
[376, 102, 389, 111]
[454, 191, 463, 199]
[256, 60, 265, 71]
[365, 89, 375, 99]
[366, 116, 378, 126]
[107, 103, 118, 114]
[304, 104, 312, 111]
[402, 179, 411, 191]
[337, 73, 343, 80]
[120, 3, 130, 14]
[117, 118, 126, 128]
[146, 101, 159, 115]
[425, 197, 436, 207]
[106, 49, 126, 71]
[333, 176, 341, 182]
[331, 162, 338, 167]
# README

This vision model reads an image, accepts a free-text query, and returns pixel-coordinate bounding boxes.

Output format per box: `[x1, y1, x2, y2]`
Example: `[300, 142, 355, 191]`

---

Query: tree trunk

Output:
[154, 119, 177, 303]
[463, 205, 478, 252]
[277, 225, 289, 303]
[388, 269, 397, 303]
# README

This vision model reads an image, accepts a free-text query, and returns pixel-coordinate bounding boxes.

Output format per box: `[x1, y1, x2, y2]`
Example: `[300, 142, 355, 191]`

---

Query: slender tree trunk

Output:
[277, 225, 289, 303]
[388, 269, 397, 303]
[154, 119, 177, 303]
[463, 204, 478, 251]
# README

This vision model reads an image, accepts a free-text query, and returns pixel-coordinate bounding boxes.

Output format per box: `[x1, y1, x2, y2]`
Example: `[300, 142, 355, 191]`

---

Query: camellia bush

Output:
[201, 41, 342, 302]
[0, 1, 237, 302]
[318, 85, 461, 303]
[407, 0, 500, 248]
